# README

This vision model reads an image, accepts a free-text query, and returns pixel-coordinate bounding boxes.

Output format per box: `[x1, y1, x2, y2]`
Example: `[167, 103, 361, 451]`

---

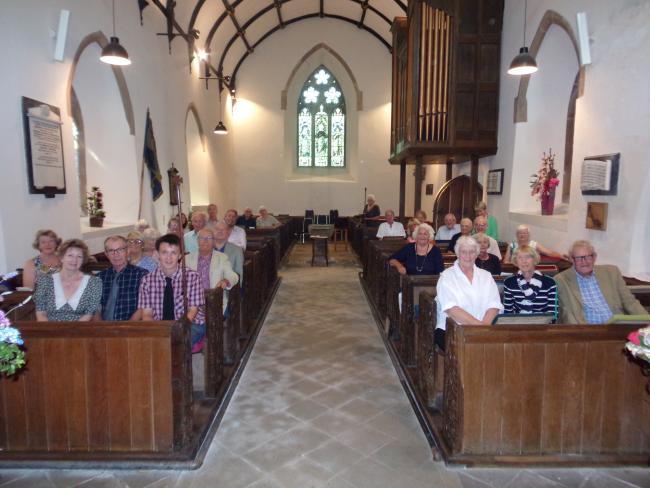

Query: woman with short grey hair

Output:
[474, 233, 501, 275]
[435, 235, 503, 350]
[503, 244, 557, 315]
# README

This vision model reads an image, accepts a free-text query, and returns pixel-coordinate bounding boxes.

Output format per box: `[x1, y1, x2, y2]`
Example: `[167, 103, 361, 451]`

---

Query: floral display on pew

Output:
[0, 310, 25, 376]
[626, 327, 650, 365]
[530, 149, 560, 215]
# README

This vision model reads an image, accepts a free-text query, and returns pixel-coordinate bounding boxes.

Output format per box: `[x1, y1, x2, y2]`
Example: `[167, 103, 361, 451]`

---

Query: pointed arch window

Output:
[297, 66, 346, 167]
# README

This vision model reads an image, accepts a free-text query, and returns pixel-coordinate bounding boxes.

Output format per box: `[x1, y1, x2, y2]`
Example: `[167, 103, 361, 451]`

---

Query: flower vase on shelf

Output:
[541, 188, 556, 215]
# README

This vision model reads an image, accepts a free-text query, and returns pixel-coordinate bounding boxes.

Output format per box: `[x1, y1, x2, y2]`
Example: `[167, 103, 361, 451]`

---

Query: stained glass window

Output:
[297, 66, 346, 167]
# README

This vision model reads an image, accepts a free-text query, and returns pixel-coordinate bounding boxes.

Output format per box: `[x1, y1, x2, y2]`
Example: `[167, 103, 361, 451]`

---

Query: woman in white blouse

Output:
[435, 236, 503, 350]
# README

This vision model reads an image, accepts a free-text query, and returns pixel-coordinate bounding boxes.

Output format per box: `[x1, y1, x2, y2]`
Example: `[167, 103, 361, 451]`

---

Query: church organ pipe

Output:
[417, 5, 451, 143]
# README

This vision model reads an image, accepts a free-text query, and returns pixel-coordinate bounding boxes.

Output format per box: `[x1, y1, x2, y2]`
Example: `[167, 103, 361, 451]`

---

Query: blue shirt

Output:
[576, 272, 612, 324]
[98, 264, 148, 321]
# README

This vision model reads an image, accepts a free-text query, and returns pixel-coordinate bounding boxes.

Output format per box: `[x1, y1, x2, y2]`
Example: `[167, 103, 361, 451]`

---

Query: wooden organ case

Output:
[390, 0, 504, 213]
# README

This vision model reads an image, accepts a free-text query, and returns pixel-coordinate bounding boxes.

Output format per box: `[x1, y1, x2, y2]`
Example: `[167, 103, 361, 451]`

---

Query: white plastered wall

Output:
[231, 18, 399, 217]
[481, 0, 650, 277]
[0, 0, 232, 272]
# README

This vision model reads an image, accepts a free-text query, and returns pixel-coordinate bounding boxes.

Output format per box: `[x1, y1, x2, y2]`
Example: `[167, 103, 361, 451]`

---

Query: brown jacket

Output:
[555, 264, 646, 323]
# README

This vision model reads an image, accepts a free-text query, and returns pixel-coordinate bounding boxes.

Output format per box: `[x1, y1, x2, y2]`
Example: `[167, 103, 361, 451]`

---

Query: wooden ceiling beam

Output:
[222, 0, 253, 54]
[274, 0, 285, 28]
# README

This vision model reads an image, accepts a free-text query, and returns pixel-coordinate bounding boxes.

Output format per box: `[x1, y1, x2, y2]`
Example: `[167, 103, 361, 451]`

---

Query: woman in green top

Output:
[475, 201, 498, 240]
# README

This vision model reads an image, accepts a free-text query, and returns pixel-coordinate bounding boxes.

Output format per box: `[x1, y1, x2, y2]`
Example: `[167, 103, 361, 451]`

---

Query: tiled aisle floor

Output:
[1, 244, 648, 487]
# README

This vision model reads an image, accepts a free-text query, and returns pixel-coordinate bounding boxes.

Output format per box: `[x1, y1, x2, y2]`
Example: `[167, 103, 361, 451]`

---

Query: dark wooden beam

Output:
[274, 0, 285, 27]
[399, 161, 406, 218]
[414, 156, 424, 213]
[230, 12, 391, 84]
[319, 0, 324, 18]
[359, 0, 369, 26]
[221, 0, 254, 54]
[446, 159, 453, 181]
[469, 155, 479, 212]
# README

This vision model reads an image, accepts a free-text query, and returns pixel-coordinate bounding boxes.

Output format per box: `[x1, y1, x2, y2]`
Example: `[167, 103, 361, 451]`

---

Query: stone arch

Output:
[282, 43, 360, 180]
[513, 10, 585, 123]
[66, 31, 135, 135]
[281, 43, 363, 111]
[185, 103, 206, 152]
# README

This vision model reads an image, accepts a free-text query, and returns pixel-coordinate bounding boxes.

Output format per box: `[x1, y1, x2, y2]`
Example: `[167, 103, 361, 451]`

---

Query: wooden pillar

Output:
[414, 156, 424, 213]
[469, 155, 479, 216]
[399, 161, 406, 218]
[446, 159, 453, 181]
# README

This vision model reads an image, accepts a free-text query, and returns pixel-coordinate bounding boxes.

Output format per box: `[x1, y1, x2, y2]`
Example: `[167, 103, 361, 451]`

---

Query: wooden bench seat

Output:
[436, 319, 650, 465]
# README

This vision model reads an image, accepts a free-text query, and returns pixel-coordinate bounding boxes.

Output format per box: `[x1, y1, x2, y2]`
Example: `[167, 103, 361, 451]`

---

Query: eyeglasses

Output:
[127, 239, 143, 245]
[198, 236, 214, 241]
[572, 254, 594, 263]
[105, 247, 127, 255]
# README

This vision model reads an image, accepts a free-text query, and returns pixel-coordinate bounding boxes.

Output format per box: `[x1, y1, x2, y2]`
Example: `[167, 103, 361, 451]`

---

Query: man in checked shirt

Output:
[99, 236, 148, 321]
[138, 233, 206, 350]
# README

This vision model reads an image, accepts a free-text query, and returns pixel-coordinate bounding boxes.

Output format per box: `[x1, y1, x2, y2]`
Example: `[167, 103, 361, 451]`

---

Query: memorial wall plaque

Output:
[22, 96, 66, 198]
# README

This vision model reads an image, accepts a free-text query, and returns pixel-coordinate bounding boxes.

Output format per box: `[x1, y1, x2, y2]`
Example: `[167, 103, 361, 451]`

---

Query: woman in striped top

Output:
[503, 245, 557, 315]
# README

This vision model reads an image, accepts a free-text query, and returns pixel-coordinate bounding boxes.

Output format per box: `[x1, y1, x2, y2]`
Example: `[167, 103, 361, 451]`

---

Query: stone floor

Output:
[0, 243, 648, 487]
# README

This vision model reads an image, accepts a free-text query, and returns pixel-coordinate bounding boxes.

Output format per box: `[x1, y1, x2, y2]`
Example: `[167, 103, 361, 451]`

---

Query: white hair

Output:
[367, 194, 375, 202]
[259, 205, 267, 212]
[413, 223, 435, 240]
[516, 224, 530, 233]
[455, 235, 480, 255]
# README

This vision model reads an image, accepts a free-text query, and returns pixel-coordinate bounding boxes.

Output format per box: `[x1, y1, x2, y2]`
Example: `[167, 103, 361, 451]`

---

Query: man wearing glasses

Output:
[555, 240, 645, 323]
[98, 236, 148, 321]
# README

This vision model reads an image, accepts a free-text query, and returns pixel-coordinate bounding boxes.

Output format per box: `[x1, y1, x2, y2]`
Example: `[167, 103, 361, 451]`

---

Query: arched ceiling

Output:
[140, 0, 406, 90]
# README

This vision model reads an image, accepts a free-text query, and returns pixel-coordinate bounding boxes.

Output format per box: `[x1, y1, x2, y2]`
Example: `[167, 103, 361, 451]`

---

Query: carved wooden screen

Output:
[432, 175, 483, 230]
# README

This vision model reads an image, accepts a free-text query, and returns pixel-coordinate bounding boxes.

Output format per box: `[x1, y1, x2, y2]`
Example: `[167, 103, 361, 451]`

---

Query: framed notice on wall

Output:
[580, 153, 620, 196]
[486, 169, 504, 195]
[22, 97, 66, 198]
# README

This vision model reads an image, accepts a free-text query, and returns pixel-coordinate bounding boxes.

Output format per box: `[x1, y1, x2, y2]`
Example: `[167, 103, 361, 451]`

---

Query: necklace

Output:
[415, 244, 430, 272]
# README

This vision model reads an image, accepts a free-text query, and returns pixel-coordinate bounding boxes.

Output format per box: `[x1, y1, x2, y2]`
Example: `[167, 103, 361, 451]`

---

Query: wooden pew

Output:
[398, 275, 438, 367]
[436, 319, 650, 465]
[365, 239, 407, 321]
[0, 320, 194, 460]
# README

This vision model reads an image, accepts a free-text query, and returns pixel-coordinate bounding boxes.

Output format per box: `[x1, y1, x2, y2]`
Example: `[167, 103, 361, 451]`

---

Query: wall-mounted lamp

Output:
[507, 0, 537, 75]
[100, 0, 131, 66]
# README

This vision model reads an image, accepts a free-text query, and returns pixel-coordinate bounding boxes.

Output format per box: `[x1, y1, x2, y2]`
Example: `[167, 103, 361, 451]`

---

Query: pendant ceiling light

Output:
[508, 0, 537, 75]
[213, 87, 228, 135]
[100, 0, 131, 66]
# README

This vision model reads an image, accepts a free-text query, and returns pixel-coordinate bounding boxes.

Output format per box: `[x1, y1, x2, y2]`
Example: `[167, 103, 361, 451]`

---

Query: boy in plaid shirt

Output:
[138, 234, 205, 347]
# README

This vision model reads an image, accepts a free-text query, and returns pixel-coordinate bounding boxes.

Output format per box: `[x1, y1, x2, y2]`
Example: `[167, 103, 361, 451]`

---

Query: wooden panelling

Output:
[0, 322, 179, 455]
[447, 322, 650, 460]
[390, 0, 504, 164]
[87, 338, 110, 449]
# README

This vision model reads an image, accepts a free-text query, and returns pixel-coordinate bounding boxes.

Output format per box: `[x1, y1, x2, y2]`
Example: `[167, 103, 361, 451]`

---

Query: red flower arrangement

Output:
[530, 149, 560, 200]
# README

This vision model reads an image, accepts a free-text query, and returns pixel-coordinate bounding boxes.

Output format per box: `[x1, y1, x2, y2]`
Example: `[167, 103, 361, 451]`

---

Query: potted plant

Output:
[87, 186, 106, 227]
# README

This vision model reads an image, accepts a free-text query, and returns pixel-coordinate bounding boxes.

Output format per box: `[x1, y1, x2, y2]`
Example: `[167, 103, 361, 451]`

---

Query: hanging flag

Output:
[142, 109, 163, 201]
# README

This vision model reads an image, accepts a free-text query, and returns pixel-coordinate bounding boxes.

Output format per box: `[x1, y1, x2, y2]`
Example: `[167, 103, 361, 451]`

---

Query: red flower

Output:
[628, 330, 640, 345]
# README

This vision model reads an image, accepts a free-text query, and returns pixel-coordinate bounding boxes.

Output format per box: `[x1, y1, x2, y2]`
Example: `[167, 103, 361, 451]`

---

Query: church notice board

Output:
[580, 153, 619, 196]
[22, 96, 66, 198]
